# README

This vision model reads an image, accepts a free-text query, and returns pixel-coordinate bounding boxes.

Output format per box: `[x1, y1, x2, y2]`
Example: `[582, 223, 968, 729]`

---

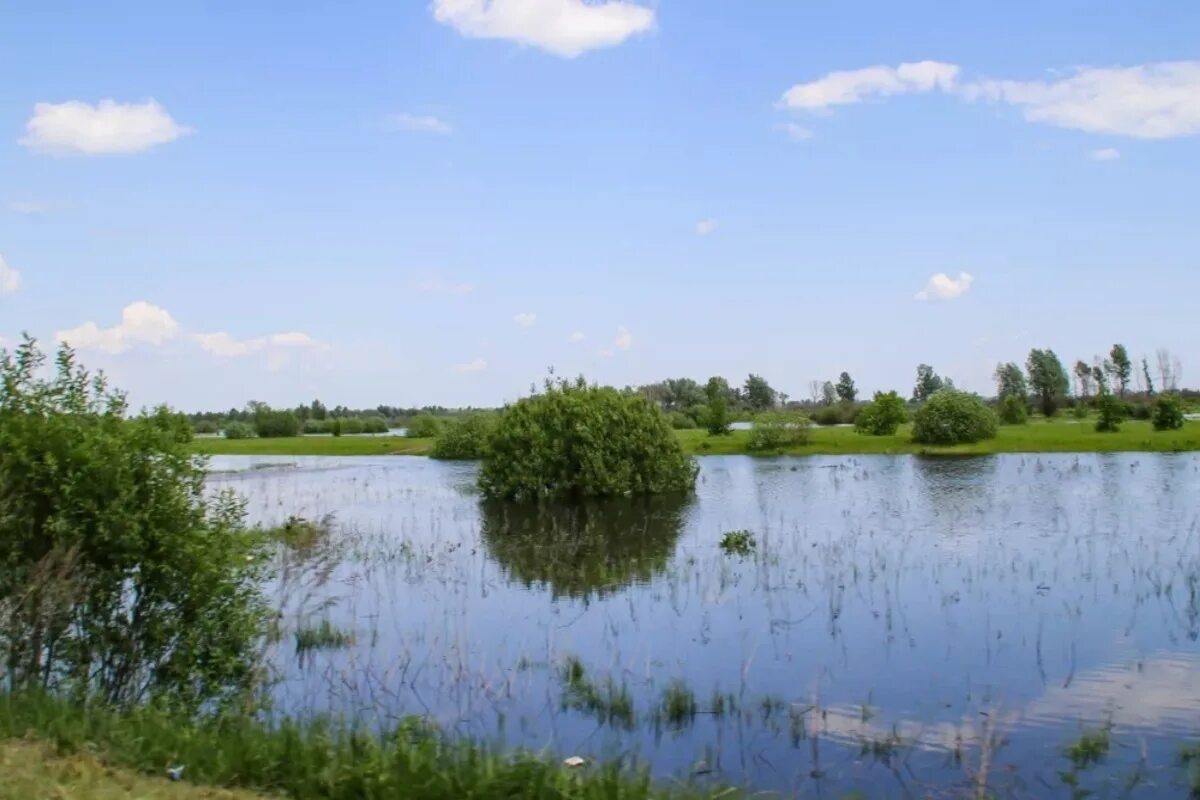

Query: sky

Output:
[1, 0, 1198, 411]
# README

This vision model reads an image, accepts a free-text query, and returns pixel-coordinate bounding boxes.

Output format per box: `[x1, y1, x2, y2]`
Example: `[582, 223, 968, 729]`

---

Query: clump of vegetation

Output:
[1152, 392, 1186, 431]
[719, 530, 756, 556]
[657, 680, 697, 730]
[998, 395, 1029, 425]
[294, 619, 355, 653]
[253, 406, 300, 438]
[1065, 726, 1110, 769]
[223, 420, 256, 439]
[559, 656, 635, 729]
[911, 390, 998, 445]
[747, 410, 811, 452]
[812, 402, 857, 426]
[854, 391, 908, 435]
[405, 413, 443, 438]
[668, 410, 698, 430]
[192, 419, 220, 435]
[1095, 391, 1125, 433]
[431, 414, 496, 460]
[0, 338, 269, 711]
[304, 417, 388, 435]
[267, 515, 333, 550]
[479, 377, 697, 501]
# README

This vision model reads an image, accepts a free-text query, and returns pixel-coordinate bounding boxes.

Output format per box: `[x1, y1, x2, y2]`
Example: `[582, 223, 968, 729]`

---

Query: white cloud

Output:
[56, 301, 180, 353]
[695, 218, 718, 236]
[193, 330, 329, 358]
[915, 272, 974, 302]
[1091, 147, 1121, 161]
[21, 99, 191, 156]
[775, 122, 814, 142]
[392, 113, 453, 134]
[779, 61, 960, 112]
[963, 62, 1200, 140]
[8, 200, 50, 215]
[455, 357, 488, 373]
[614, 325, 633, 351]
[432, 0, 654, 58]
[416, 277, 474, 294]
[569, 331, 586, 342]
[513, 312, 537, 328]
[0, 256, 20, 295]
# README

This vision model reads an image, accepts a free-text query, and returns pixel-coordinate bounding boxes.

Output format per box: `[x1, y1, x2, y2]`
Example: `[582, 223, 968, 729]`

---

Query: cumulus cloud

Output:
[1091, 147, 1121, 161]
[695, 218, 718, 236]
[775, 122, 814, 142]
[569, 331, 586, 342]
[779, 61, 960, 112]
[962, 62, 1200, 140]
[915, 272, 974, 302]
[392, 113, 453, 134]
[8, 200, 50, 215]
[432, 0, 654, 58]
[56, 301, 181, 353]
[455, 357, 487, 372]
[0, 256, 20, 295]
[614, 325, 633, 351]
[21, 99, 191, 155]
[192, 329, 329, 358]
[513, 312, 537, 328]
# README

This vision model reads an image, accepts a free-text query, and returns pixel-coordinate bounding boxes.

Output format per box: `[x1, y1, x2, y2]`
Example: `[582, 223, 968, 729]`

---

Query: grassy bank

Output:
[191, 419, 1200, 458]
[0, 693, 739, 800]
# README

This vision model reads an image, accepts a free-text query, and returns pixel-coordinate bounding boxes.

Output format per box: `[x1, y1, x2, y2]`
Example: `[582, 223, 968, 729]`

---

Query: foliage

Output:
[1026, 348, 1070, 417]
[835, 371, 857, 403]
[479, 378, 697, 501]
[1108, 344, 1132, 396]
[223, 421, 256, 439]
[0, 338, 269, 711]
[718, 530, 756, 556]
[821, 381, 837, 406]
[294, 619, 354, 653]
[911, 390, 998, 445]
[854, 391, 907, 436]
[1142, 357, 1156, 396]
[252, 407, 300, 438]
[704, 395, 731, 436]
[913, 364, 949, 402]
[743, 374, 776, 411]
[1073, 360, 1094, 398]
[746, 410, 812, 452]
[668, 411, 698, 430]
[994, 362, 1028, 403]
[998, 395, 1029, 425]
[303, 417, 388, 435]
[1094, 390, 1125, 433]
[192, 419, 219, 435]
[430, 414, 496, 460]
[405, 413, 443, 438]
[812, 402, 857, 426]
[1152, 392, 1186, 431]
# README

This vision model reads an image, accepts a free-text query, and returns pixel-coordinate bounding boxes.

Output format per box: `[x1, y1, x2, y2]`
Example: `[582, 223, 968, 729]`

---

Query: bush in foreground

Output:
[1152, 393, 1186, 431]
[479, 378, 697, 501]
[854, 391, 908, 435]
[747, 410, 812, 452]
[431, 414, 497, 460]
[911, 390, 998, 446]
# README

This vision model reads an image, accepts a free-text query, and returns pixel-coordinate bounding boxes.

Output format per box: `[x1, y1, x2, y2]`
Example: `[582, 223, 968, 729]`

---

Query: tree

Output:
[1094, 385, 1124, 433]
[1108, 344, 1132, 397]
[743, 374, 777, 411]
[0, 338, 268, 710]
[994, 362, 1028, 403]
[911, 390, 998, 445]
[854, 391, 908, 436]
[1026, 349, 1069, 417]
[913, 364, 946, 402]
[821, 381, 837, 406]
[1157, 348, 1182, 392]
[309, 399, 327, 420]
[1074, 360, 1094, 399]
[807, 380, 824, 405]
[835, 372, 857, 403]
[1142, 357, 1155, 396]
[661, 378, 705, 411]
[704, 376, 733, 405]
[705, 394, 731, 436]
[479, 377, 698, 501]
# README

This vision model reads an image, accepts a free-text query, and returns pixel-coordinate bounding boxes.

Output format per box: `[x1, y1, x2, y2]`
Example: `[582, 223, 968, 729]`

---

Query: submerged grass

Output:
[193, 420, 1200, 457]
[294, 619, 355, 653]
[0, 692, 750, 800]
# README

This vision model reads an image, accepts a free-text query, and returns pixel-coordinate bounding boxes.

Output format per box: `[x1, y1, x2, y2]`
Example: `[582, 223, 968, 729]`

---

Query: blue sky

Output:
[1, 1, 1198, 410]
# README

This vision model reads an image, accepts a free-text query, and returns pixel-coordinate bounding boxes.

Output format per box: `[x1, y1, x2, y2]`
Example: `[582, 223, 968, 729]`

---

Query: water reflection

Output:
[480, 495, 690, 600]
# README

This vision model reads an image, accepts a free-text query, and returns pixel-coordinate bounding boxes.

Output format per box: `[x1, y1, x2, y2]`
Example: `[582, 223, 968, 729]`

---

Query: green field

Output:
[191, 419, 1200, 458]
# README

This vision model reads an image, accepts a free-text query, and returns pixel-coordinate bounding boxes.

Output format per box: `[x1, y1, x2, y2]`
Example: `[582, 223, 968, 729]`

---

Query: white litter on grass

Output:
[563, 756, 586, 768]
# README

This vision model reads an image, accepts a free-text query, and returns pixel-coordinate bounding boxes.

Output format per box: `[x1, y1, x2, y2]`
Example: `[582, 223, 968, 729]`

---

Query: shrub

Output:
[406, 413, 442, 438]
[431, 414, 497, 460]
[1152, 393, 1185, 431]
[998, 395, 1029, 425]
[812, 402, 857, 426]
[0, 339, 269, 711]
[479, 378, 697, 501]
[360, 416, 389, 434]
[1127, 402, 1153, 421]
[854, 391, 908, 435]
[192, 419, 219, 434]
[704, 396, 731, 435]
[747, 410, 812, 452]
[1095, 392, 1125, 433]
[911, 390, 998, 445]
[668, 410, 698, 430]
[253, 408, 300, 438]
[1071, 400, 1089, 420]
[223, 420, 255, 439]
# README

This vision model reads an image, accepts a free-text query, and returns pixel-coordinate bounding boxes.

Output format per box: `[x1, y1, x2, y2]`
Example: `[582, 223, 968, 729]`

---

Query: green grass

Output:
[293, 619, 355, 653]
[192, 420, 1200, 458]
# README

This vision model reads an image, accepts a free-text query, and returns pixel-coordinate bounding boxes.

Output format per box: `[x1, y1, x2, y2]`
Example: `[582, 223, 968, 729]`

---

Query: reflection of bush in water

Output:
[480, 496, 689, 600]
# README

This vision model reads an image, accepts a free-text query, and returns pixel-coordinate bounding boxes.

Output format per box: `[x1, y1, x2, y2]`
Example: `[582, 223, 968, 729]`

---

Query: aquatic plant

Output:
[294, 619, 354, 653]
[718, 529, 756, 556]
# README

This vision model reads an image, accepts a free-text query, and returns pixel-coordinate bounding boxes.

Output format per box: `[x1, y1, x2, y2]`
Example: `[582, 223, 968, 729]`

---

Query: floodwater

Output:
[207, 454, 1200, 798]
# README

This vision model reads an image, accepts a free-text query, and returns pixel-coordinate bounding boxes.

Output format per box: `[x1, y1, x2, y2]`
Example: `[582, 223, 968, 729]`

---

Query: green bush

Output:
[998, 395, 1029, 425]
[479, 378, 697, 501]
[1127, 402, 1153, 421]
[192, 419, 219, 434]
[223, 420, 256, 439]
[1151, 393, 1185, 431]
[0, 339, 268, 710]
[747, 410, 812, 452]
[911, 390, 998, 445]
[406, 413, 443, 438]
[1095, 392, 1125, 432]
[854, 391, 908, 435]
[253, 408, 300, 438]
[668, 410, 698, 430]
[704, 396, 731, 435]
[431, 414, 497, 460]
[812, 402, 857, 426]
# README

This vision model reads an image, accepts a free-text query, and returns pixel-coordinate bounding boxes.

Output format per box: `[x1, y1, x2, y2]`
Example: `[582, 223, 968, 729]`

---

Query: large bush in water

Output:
[911, 389, 998, 445]
[0, 339, 268, 710]
[479, 378, 697, 501]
